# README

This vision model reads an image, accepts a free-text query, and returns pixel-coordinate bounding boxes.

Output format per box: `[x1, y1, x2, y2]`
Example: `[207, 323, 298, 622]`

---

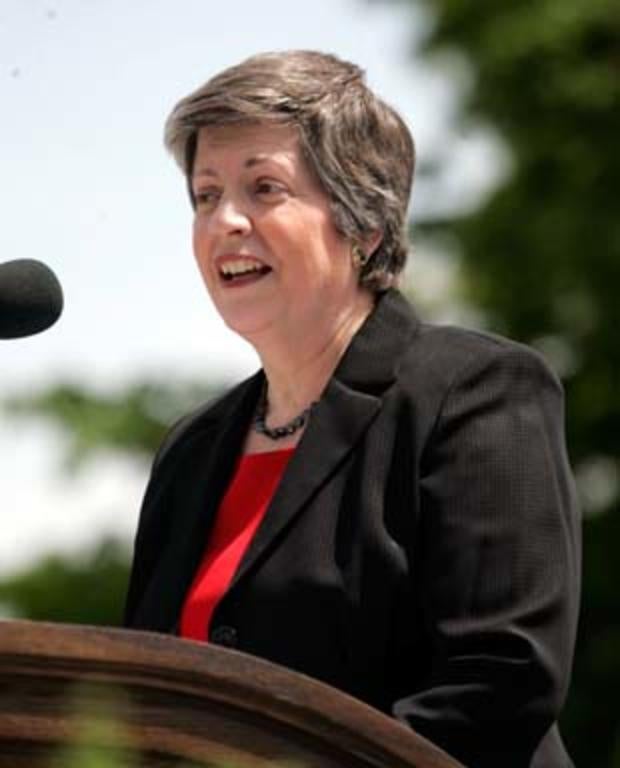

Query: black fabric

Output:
[124, 289, 580, 768]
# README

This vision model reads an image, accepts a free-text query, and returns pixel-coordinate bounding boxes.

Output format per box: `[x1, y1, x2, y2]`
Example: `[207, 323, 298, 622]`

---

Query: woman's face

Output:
[191, 124, 368, 341]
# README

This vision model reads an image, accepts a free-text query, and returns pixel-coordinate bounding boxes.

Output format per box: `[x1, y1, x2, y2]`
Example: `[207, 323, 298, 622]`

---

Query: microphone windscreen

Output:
[0, 259, 64, 339]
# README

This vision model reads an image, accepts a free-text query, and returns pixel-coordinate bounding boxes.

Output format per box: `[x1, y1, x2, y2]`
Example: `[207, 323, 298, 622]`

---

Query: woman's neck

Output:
[252, 292, 374, 426]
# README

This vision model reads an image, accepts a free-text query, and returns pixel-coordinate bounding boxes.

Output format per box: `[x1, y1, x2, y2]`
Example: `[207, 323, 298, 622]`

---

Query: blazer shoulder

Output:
[398, 320, 563, 399]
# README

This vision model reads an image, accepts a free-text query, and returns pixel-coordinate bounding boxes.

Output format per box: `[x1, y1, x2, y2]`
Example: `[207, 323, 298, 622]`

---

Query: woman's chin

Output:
[219, 307, 279, 341]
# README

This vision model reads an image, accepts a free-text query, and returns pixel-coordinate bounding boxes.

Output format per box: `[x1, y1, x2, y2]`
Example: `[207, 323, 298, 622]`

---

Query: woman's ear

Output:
[365, 230, 383, 256]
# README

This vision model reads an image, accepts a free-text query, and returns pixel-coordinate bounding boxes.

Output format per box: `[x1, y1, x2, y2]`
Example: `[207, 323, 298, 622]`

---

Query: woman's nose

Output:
[211, 196, 252, 236]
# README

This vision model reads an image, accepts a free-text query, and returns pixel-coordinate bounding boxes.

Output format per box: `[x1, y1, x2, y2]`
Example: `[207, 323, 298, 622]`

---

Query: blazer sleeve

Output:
[392, 343, 581, 767]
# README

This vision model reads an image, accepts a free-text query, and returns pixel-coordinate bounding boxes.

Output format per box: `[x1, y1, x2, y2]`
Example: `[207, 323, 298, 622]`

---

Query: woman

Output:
[124, 51, 580, 767]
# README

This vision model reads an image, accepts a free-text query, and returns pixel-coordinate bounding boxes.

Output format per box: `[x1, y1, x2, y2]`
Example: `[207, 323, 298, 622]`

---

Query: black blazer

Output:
[124, 289, 580, 768]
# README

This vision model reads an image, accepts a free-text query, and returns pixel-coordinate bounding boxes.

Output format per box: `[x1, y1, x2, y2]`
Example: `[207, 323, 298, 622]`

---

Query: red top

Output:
[180, 448, 295, 641]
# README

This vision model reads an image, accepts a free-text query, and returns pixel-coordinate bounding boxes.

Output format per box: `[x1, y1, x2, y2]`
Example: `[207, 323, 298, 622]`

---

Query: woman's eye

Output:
[254, 179, 286, 198]
[194, 189, 220, 208]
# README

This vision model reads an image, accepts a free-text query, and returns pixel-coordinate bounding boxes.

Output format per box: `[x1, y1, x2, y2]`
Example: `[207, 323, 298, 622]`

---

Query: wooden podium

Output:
[0, 620, 463, 767]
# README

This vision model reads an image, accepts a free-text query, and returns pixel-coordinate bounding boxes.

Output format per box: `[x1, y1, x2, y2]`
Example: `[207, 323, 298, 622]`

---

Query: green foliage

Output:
[4, 379, 226, 469]
[0, 537, 130, 625]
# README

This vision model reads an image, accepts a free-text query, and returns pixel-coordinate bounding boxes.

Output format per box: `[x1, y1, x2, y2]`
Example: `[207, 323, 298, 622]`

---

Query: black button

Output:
[210, 625, 238, 648]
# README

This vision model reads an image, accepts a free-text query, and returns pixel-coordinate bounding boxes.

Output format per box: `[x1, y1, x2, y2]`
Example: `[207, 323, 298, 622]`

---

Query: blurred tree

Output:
[375, 0, 620, 765]
[4, 380, 226, 470]
[0, 537, 130, 626]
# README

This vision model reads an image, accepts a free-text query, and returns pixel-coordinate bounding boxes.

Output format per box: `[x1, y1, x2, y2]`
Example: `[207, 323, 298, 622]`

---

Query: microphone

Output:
[0, 259, 64, 339]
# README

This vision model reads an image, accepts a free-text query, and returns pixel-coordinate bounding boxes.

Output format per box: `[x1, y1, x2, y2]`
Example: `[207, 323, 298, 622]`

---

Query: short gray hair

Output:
[164, 50, 415, 291]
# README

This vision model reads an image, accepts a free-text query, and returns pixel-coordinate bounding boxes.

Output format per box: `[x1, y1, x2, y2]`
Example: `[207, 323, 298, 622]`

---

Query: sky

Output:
[0, 0, 503, 575]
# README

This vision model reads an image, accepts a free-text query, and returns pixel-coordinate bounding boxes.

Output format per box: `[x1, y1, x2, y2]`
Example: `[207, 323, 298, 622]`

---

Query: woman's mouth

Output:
[218, 257, 272, 286]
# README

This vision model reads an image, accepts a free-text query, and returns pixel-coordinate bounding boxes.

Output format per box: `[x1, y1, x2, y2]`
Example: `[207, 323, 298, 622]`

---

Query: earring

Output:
[351, 243, 369, 270]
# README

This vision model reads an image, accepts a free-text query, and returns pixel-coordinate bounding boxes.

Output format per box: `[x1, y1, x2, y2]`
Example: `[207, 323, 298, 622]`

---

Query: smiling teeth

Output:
[220, 259, 266, 276]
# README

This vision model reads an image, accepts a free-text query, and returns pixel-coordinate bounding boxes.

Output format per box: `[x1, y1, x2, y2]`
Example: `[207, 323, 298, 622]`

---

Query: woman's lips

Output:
[220, 266, 272, 287]
[216, 255, 272, 287]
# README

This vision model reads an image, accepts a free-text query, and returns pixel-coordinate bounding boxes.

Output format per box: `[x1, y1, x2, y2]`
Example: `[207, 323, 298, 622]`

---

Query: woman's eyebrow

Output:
[192, 155, 279, 180]
[245, 155, 270, 168]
